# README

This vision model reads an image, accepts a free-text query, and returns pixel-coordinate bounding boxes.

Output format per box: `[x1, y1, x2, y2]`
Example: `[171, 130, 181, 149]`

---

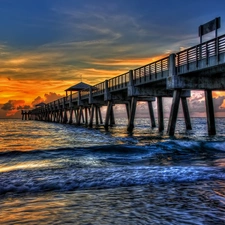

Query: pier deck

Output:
[22, 34, 225, 135]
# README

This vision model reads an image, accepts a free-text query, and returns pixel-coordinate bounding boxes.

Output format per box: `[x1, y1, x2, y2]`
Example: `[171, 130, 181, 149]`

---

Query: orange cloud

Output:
[220, 99, 225, 109]
[6, 109, 19, 117]
[1, 100, 30, 117]
[213, 91, 225, 98]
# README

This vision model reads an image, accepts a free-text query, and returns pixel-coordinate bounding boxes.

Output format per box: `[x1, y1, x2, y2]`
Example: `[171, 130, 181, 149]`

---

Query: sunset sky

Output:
[0, 0, 225, 118]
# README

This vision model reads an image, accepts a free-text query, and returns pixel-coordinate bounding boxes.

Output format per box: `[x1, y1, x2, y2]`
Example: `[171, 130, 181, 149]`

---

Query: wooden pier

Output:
[22, 34, 225, 135]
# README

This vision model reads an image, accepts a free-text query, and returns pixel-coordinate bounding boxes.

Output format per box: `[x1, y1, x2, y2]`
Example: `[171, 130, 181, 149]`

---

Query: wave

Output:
[1, 139, 225, 155]
[1, 140, 225, 169]
[0, 145, 149, 158]
[0, 165, 224, 195]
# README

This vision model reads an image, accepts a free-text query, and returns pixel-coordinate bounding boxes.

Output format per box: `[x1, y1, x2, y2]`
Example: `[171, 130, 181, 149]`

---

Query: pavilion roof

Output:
[65, 82, 92, 91]
[35, 102, 46, 107]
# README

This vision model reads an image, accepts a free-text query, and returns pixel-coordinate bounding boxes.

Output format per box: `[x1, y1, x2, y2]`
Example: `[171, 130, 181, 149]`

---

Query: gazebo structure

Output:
[63, 81, 103, 126]
[65, 82, 92, 97]
[35, 102, 46, 108]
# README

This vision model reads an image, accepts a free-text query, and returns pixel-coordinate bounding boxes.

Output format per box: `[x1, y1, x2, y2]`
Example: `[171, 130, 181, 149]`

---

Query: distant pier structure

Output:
[21, 110, 31, 120]
[24, 19, 225, 135]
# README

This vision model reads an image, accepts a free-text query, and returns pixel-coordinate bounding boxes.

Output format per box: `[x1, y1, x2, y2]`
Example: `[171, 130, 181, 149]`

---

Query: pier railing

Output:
[32, 34, 225, 110]
[176, 34, 225, 73]
[108, 72, 130, 91]
[133, 57, 169, 85]
[92, 82, 105, 96]
[80, 89, 89, 99]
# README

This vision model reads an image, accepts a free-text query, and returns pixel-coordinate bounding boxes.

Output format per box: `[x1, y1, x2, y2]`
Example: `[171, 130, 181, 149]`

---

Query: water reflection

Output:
[1, 181, 225, 224]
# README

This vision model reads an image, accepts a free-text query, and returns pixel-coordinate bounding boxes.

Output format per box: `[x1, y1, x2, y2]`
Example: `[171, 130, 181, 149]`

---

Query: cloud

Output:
[1, 1, 225, 120]
[44, 92, 64, 104]
[1, 92, 64, 117]
[31, 96, 44, 107]
[31, 92, 64, 107]
[220, 99, 225, 109]
[1, 100, 26, 111]
[187, 91, 225, 117]
[1, 100, 31, 117]
[214, 96, 225, 112]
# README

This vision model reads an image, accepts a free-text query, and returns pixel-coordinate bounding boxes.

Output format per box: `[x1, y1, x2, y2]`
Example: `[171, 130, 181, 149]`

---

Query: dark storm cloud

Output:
[1, 101, 15, 110]
[1, 100, 29, 111]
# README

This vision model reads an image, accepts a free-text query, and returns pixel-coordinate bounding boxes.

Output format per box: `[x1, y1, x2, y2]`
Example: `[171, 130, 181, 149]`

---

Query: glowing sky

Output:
[0, 0, 225, 118]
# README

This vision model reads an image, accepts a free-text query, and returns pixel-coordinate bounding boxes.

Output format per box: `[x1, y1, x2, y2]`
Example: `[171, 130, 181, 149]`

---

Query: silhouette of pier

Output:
[22, 33, 225, 135]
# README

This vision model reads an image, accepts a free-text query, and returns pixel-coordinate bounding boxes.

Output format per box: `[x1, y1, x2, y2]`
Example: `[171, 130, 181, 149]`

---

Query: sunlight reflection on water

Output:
[1, 181, 225, 225]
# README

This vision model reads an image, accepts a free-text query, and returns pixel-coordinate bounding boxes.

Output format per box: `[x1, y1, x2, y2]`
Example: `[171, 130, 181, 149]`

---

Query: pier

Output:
[22, 31, 225, 135]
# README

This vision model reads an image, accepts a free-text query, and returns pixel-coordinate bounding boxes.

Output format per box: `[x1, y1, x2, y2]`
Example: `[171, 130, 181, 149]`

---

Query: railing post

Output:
[187, 50, 189, 70]
[206, 42, 209, 65]
[216, 37, 220, 62]
[169, 53, 176, 76]
[144, 67, 146, 81]
[196, 46, 199, 68]
[161, 60, 163, 77]
[167, 54, 177, 89]
[127, 70, 135, 96]
[149, 64, 152, 80]
[104, 80, 111, 101]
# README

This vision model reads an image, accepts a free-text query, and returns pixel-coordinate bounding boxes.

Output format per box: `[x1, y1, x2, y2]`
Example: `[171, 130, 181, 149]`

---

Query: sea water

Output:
[0, 118, 225, 225]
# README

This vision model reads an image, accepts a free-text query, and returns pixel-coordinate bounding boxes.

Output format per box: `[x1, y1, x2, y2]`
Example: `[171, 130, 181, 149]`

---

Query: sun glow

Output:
[0, 161, 56, 173]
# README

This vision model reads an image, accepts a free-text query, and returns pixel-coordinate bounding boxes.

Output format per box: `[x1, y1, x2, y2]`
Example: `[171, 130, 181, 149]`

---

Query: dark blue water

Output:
[0, 118, 225, 224]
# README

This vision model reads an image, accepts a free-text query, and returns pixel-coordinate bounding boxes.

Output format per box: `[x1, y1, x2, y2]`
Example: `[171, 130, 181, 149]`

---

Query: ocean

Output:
[0, 117, 225, 225]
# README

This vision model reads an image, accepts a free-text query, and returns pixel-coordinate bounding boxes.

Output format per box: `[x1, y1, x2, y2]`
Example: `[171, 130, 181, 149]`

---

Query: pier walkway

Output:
[22, 34, 225, 135]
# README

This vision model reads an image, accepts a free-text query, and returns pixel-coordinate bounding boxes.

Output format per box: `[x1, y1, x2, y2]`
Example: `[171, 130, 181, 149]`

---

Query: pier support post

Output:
[81, 108, 85, 124]
[125, 102, 131, 120]
[49, 111, 52, 122]
[181, 97, 192, 130]
[109, 105, 115, 126]
[63, 109, 68, 123]
[47, 109, 50, 122]
[205, 90, 216, 135]
[98, 107, 103, 124]
[157, 97, 164, 132]
[89, 104, 95, 127]
[127, 97, 137, 132]
[53, 111, 56, 122]
[167, 89, 182, 135]
[59, 109, 63, 123]
[57, 109, 60, 123]
[57, 110, 61, 123]
[148, 101, 156, 128]
[85, 107, 88, 125]
[95, 106, 99, 125]
[56, 110, 60, 122]
[68, 108, 73, 124]
[104, 101, 113, 129]
[21, 110, 24, 120]
[77, 107, 82, 125]
[74, 109, 78, 124]
[53, 106, 56, 122]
